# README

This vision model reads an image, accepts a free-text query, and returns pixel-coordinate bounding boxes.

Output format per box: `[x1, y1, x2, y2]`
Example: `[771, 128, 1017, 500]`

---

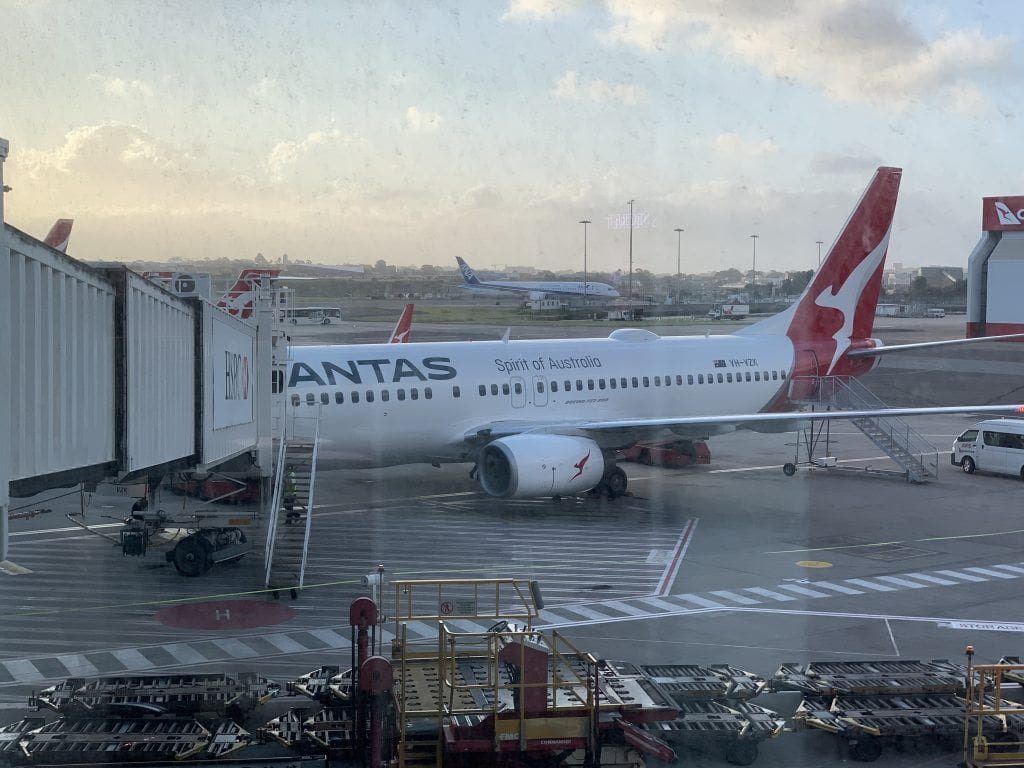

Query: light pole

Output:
[749, 234, 758, 301]
[816, 239, 824, 268]
[579, 219, 591, 305]
[674, 227, 684, 305]
[628, 200, 635, 319]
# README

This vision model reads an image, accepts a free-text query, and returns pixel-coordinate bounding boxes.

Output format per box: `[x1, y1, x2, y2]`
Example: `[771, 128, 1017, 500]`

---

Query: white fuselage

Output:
[286, 331, 795, 468]
[463, 280, 619, 297]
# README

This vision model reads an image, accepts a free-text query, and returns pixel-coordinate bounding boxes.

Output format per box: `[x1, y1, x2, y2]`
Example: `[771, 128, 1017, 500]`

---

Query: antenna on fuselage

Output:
[501, 327, 511, 343]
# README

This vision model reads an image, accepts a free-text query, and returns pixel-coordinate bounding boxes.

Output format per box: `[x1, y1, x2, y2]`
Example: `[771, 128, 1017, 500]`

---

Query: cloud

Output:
[266, 129, 366, 183]
[553, 71, 644, 105]
[711, 132, 780, 157]
[88, 74, 154, 99]
[595, 0, 1012, 109]
[502, 0, 579, 21]
[404, 106, 442, 132]
[18, 123, 180, 177]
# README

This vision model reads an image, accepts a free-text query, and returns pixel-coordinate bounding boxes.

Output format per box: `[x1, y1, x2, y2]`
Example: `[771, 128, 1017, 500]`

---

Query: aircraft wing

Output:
[465, 403, 1024, 446]
[848, 334, 1024, 358]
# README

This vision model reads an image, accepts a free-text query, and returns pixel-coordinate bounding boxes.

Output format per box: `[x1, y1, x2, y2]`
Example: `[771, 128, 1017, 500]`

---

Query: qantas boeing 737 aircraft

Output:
[286, 168, 1022, 499]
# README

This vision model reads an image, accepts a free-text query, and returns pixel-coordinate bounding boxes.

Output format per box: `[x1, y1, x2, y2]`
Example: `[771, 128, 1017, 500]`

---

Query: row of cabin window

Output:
[477, 369, 787, 396]
[291, 368, 789, 406]
[292, 386, 442, 407]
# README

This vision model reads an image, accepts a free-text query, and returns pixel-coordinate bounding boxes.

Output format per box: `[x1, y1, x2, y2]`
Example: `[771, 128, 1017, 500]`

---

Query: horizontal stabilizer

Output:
[848, 333, 1024, 358]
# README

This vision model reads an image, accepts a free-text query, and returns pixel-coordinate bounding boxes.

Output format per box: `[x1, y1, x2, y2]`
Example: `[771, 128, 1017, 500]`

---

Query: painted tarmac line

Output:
[767, 528, 1024, 555]
[964, 566, 1019, 580]
[708, 590, 761, 605]
[743, 587, 796, 602]
[874, 576, 928, 589]
[844, 578, 896, 592]
[656, 518, 698, 596]
[10, 523, 122, 537]
[54, 654, 99, 677]
[776, 584, 831, 598]
[111, 649, 154, 670]
[809, 581, 864, 595]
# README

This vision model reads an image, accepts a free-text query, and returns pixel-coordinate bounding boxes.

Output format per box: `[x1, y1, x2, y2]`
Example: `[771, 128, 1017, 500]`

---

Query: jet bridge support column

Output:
[0, 138, 11, 568]
[254, 278, 274, 477]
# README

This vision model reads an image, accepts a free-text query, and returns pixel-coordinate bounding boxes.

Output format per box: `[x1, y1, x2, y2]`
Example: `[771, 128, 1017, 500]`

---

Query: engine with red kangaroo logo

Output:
[478, 435, 605, 498]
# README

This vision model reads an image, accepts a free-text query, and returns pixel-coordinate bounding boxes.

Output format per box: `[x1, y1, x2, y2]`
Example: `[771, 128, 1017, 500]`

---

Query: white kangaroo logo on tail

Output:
[813, 227, 891, 374]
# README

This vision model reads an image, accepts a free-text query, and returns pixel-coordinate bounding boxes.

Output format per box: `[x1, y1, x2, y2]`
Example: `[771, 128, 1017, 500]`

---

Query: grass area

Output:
[408, 304, 753, 328]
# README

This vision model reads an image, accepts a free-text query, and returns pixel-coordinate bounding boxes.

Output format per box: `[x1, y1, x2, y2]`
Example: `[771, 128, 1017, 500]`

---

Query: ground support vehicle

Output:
[774, 659, 980, 762]
[0, 717, 258, 766]
[29, 673, 278, 720]
[962, 652, 1024, 767]
[951, 419, 1024, 479]
[114, 509, 255, 577]
[604, 662, 780, 765]
[620, 440, 710, 468]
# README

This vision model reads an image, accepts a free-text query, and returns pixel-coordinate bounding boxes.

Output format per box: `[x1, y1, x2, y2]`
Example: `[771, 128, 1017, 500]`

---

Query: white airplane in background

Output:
[456, 256, 620, 300]
[285, 167, 1022, 499]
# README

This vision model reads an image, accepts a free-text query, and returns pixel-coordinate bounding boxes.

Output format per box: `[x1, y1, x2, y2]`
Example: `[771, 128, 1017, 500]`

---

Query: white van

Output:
[951, 419, 1024, 478]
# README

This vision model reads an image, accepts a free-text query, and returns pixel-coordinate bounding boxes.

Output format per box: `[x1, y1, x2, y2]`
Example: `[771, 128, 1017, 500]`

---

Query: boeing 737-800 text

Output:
[286, 168, 1022, 498]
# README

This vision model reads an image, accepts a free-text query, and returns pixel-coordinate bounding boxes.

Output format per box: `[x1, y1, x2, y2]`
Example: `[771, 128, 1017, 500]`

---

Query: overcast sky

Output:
[1, 0, 1020, 274]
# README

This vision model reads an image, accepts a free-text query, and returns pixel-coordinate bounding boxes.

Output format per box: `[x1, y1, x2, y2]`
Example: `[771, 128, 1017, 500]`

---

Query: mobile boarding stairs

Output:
[787, 375, 940, 483]
[264, 416, 320, 599]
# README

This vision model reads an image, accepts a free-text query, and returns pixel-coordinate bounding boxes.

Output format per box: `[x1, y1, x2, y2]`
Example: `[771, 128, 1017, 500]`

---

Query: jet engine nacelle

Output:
[478, 435, 606, 498]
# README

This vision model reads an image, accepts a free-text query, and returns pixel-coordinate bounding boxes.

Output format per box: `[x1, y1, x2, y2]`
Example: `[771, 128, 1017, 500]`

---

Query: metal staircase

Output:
[265, 418, 320, 598]
[790, 376, 940, 483]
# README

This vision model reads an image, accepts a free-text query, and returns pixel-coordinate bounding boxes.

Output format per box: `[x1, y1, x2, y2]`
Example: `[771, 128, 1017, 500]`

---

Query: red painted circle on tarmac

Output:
[156, 600, 295, 630]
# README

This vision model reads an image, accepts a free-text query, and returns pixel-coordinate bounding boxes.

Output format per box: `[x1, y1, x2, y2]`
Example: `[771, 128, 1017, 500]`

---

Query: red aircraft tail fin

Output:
[741, 167, 901, 375]
[389, 303, 414, 343]
[216, 268, 281, 319]
[42, 219, 74, 253]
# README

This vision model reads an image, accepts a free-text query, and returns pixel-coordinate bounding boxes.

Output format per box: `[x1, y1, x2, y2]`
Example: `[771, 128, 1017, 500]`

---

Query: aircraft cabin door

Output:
[510, 376, 527, 408]
[788, 349, 822, 402]
[533, 375, 548, 407]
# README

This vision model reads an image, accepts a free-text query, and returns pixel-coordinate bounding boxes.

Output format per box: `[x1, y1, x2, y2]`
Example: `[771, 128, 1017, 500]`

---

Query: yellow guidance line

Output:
[766, 527, 1024, 555]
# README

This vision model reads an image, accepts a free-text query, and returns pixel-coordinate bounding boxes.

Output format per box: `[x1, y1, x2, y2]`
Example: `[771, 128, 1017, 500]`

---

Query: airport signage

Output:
[96, 482, 148, 498]
[942, 620, 1024, 633]
[983, 197, 1024, 231]
[212, 320, 255, 429]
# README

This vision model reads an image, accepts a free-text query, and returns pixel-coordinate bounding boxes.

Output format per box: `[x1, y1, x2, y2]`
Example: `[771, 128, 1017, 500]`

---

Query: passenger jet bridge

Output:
[0, 138, 276, 573]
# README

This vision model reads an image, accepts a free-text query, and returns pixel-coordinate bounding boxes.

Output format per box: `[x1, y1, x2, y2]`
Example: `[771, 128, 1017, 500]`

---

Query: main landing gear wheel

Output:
[639, 448, 652, 466]
[605, 467, 628, 498]
[172, 535, 213, 577]
[961, 456, 975, 474]
[782, 462, 797, 477]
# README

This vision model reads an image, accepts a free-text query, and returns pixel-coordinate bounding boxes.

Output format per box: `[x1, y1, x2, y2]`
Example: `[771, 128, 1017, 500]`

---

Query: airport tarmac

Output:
[2, 315, 1023, 767]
